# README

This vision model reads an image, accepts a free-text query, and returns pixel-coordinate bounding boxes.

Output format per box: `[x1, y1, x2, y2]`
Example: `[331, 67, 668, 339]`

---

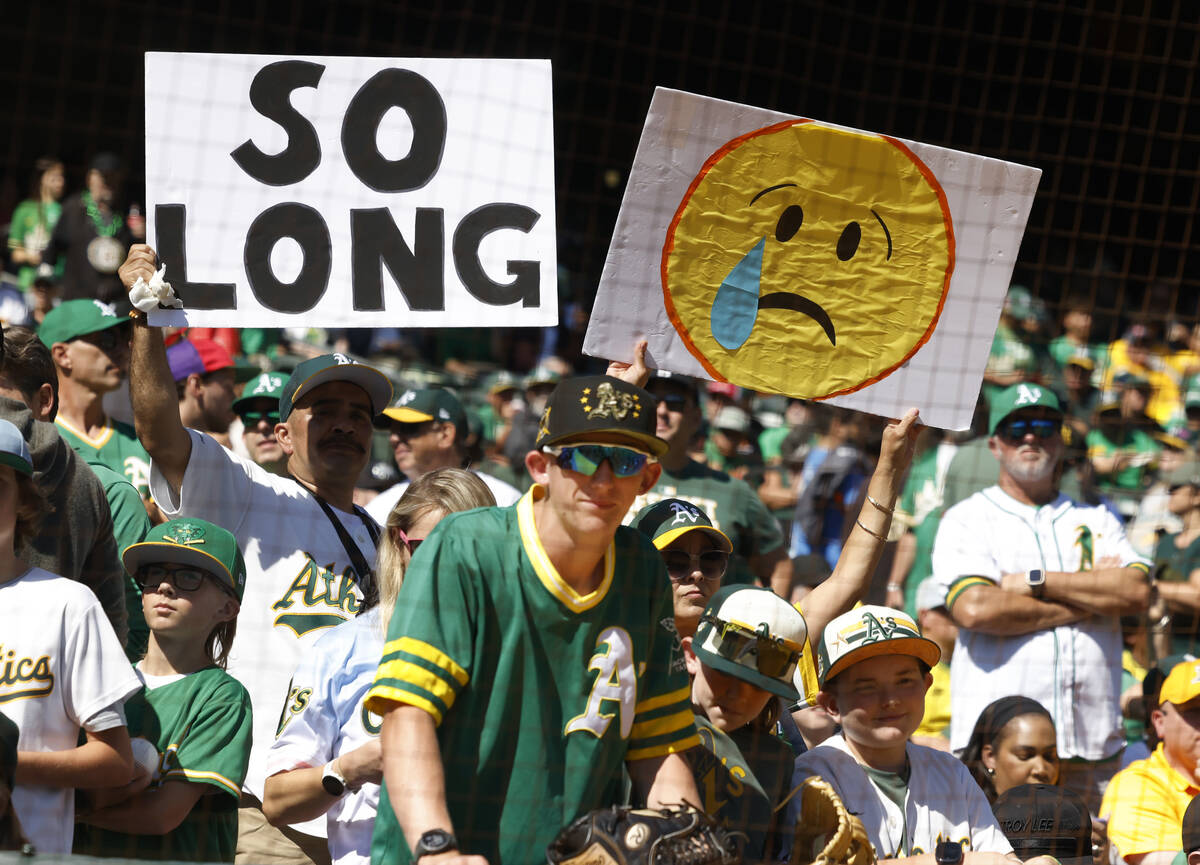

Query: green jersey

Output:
[1155, 532, 1200, 655]
[365, 488, 699, 864]
[87, 460, 152, 661]
[74, 667, 252, 862]
[8, 197, 63, 289]
[628, 460, 786, 586]
[1086, 426, 1160, 491]
[56, 417, 152, 500]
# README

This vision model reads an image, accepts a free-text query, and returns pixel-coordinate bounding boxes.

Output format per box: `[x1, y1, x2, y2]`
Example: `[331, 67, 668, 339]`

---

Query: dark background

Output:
[4, 0, 1197, 339]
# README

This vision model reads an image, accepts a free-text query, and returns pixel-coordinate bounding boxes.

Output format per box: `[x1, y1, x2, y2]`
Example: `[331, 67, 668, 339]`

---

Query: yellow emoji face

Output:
[662, 120, 954, 399]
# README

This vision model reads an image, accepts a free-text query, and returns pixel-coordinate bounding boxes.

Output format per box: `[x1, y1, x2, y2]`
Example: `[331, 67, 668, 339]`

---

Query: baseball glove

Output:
[788, 776, 876, 865]
[546, 804, 744, 865]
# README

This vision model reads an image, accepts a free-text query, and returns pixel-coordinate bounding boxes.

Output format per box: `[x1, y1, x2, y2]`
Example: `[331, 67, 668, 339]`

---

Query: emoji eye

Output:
[837, 222, 861, 261]
[775, 205, 803, 242]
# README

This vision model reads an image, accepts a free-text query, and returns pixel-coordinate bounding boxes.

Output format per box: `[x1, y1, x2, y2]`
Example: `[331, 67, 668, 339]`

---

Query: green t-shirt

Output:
[74, 667, 252, 862]
[863, 761, 912, 856]
[87, 460, 152, 661]
[56, 417, 152, 500]
[7, 197, 63, 289]
[629, 459, 786, 586]
[1086, 426, 1160, 491]
[365, 490, 699, 864]
[758, 425, 791, 464]
[1155, 532, 1200, 655]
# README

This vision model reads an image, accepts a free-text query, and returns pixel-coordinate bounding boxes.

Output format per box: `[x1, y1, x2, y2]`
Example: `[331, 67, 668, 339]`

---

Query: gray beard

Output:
[1003, 451, 1057, 484]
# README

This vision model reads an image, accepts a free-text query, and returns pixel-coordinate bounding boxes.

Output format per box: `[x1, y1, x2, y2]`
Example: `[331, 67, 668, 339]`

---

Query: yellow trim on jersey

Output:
[376, 689, 445, 725]
[55, 415, 114, 449]
[630, 708, 695, 740]
[375, 659, 461, 711]
[946, 576, 993, 610]
[517, 485, 613, 613]
[1128, 561, 1150, 574]
[635, 684, 691, 715]
[383, 637, 469, 686]
[164, 767, 241, 797]
[625, 732, 703, 762]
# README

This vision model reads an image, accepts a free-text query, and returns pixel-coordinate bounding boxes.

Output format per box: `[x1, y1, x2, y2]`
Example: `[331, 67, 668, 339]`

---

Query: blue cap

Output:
[0, 419, 32, 476]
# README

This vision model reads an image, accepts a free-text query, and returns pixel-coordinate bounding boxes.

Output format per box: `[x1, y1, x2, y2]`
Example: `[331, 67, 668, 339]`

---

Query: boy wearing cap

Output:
[1100, 658, 1200, 865]
[77, 518, 252, 862]
[365, 375, 700, 865]
[230, 372, 287, 475]
[40, 297, 153, 501]
[168, 337, 238, 449]
[791, 605, 1016, 864]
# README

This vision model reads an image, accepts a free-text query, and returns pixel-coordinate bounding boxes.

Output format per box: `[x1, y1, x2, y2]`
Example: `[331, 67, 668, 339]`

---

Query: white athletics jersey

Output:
[364, 470, 520, 523]
[267, 609, 384, 865]
[931, 486, 1148, 760]
[151, 430, 378, 821]
[792, 735, 1012, 859]
[1, 568, 141, 853]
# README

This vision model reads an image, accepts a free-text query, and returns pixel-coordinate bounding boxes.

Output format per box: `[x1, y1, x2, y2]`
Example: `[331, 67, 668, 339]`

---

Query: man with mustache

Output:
[119, 245, 393, 865]
[930, 383, 1150, 813]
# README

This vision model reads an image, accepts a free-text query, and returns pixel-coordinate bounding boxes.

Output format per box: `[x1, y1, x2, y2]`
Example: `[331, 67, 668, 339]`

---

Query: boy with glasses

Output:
[365, 374, 701, 864]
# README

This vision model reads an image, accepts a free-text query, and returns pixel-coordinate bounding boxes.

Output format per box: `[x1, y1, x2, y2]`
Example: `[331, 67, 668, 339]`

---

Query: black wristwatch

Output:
[414, 829, 458, 859]
[935, 839, 964, 865]
[1026, 568, 1046, 599]
[320, 760, 346, 797]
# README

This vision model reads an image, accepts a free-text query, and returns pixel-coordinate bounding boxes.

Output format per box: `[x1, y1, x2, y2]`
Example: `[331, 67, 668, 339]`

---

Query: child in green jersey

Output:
[76, 518, 253, 863]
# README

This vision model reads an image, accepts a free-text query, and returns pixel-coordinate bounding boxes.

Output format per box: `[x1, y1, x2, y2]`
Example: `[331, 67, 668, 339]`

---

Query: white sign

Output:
[584, 88, 1042, 430]
[145, 53, 557, 328]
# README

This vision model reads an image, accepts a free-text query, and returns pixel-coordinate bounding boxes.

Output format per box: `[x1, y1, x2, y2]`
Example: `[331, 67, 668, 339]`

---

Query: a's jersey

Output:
[792, 735, 1013, 859]
[56, 416, 152, 500]
[366, 487, 699, 864]
[931, 486, 1149, 760]
[268, 610, 384, 865]
[150, 429, 377, 819]
[1, 568, 141, 854]
[627, 459, 785, 586]
[365, 470, 521, 524]
[88, 459, 152, 661]
[74, 667, 252, 862]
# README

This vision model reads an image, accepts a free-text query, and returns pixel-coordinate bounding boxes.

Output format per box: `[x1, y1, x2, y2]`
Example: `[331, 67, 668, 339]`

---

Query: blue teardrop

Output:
[711, 237, 765, 350]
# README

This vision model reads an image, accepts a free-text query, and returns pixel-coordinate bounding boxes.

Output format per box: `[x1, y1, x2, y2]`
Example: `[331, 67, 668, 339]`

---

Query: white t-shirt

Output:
[365, 470, 520, 524]
[150, 430, 378, 835]
[2, 568, 141, 854]
[267, 609, 384, 865]
[931, 486, 1148, 760]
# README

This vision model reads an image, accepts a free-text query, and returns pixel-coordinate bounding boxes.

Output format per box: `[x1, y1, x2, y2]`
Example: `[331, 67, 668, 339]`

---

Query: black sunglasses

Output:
[75, 328, 124, 352]
[998, 417, 1059, 443]
[663, 550, 729, 581]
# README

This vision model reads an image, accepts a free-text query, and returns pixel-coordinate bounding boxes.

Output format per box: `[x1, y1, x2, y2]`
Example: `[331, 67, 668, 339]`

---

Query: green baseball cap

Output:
[0, 419, 33, 477]
[632, 498, 732, 553]
[693, 585, 808, 700]
[817, 604, 940, 687]
[233, 372, 288, 415]
[38, 298, 128, 347]
[535, 375, 667, 457]
[483, 370, 520, 396]
[278, 354, 393, 422]
[123, 518, 247, 601]
[379, 387, 467, 430]
[988, 383, 1063, 435]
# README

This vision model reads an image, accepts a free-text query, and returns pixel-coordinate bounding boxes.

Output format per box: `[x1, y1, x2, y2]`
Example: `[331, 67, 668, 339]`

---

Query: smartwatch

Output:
[1026, 568, 1046, 599]
[935, 839, 964, 865]
[321, 760, 346, 797]
[414, 829, 458, 859]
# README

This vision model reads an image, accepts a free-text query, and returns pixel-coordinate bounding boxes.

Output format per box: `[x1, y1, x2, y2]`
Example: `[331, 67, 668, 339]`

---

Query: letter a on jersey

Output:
[565, 627, 636, 739]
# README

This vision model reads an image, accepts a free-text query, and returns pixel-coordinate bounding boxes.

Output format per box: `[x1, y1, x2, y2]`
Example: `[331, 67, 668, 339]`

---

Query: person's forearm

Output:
[627, 752, 701, 809]
[1157, 579, 1200, 612]
[382, 705, 456, 854]
[81, 781, 202, 834]
[1041, 566, 1150, 615]
[17, 731, 133, 789]
[950, 584, 1084, 635]
[263, 767, 339, 825]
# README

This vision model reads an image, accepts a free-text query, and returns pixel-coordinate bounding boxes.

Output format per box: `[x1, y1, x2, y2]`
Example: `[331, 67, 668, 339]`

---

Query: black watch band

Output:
[414, 829, 457, 859]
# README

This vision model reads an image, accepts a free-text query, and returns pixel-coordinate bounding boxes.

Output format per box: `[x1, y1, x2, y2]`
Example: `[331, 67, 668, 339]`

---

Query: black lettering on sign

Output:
[341, 68, 447, 193]
[230, 60, 326, 186]
[350, 208, 444, 311]
[453, 204, 541, 307]
[243, 203, 331, 313]
[154, 205, 237, 310]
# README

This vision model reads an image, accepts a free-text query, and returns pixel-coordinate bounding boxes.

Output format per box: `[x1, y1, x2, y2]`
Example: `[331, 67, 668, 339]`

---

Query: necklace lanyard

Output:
[82, 191, 122, 237]
[289, 475, 381, 604]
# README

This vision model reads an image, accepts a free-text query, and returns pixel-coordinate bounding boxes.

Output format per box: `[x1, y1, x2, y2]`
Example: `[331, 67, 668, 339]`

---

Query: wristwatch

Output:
[1025, 568, 1046, 599]
[321, 760, 346, 797]
[414, 829, 458, 859]
[935, 839, 964, 865]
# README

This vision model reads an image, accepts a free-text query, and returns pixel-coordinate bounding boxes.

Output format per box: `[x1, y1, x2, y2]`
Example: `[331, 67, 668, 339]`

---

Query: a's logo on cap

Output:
[92, 299, 118, 318]
[398, 390, 417, 406]
[164, 523, 206, 546]
[332, 353, 354, 366]
[581, 382, 641, 420]
[537, 406, 552, 441]
[670, 502, 702, 525]
[252, 374, 284, 395]
[843, 611, 918, 646]
[1191, 663, 1200, 685]
[1015, 384, 1043, 406]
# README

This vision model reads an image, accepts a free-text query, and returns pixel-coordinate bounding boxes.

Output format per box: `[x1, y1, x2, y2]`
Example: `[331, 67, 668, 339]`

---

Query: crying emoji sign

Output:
[661, 120, 955, 399]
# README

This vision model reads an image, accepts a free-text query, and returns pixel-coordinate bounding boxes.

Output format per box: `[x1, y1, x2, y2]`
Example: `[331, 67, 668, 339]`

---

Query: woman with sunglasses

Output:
[262, 468, 494, 865]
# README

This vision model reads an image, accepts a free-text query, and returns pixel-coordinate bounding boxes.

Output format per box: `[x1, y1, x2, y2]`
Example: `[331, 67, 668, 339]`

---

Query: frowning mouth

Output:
[758, 293, 837, 346]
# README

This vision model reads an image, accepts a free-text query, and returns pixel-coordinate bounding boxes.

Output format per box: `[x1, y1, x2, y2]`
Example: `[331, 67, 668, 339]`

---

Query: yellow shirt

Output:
[1100, 744, 1200, 858]
[914, 661, 951, 738]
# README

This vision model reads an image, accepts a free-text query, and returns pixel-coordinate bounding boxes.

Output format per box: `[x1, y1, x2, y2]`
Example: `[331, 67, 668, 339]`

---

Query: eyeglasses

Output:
[701, 615, 804, 679]
[75, 328, 123, 352]
[663, 549, 729, 581]
[137, 564, 219, 594]
[998, 417, 1059, 443]
[239, 410, 280, 426]
[397, 527, 423, 555]
[543, 444, 655, 478]
[657, 393, 689, 412]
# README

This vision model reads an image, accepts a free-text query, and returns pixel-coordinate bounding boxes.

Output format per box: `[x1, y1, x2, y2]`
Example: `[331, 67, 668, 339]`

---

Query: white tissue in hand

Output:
[129, 264, 183, 312]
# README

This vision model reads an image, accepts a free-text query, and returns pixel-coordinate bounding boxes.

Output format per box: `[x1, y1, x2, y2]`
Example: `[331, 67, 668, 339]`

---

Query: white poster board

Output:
[584, 88, 1042, 429]
[145, 53, 557, 328]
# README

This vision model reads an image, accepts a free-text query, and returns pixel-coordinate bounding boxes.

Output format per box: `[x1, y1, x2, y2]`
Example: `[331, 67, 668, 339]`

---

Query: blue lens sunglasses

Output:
[543, 444, 655, 478]
[999, 417, 1059, 442]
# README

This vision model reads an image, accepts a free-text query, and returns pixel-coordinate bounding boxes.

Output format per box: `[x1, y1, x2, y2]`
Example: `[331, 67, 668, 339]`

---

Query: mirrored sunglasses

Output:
[702, 615, 803, 679]
[239, 410, 280, 426]
[543, 444, 654, 478]
[999, 417, 1059, 443]
[663, 549, 729, 581]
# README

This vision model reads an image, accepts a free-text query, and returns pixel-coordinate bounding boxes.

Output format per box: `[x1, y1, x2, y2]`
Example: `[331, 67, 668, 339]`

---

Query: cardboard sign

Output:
[584, 88, 1042, 429]
[145, 53, 557, 328]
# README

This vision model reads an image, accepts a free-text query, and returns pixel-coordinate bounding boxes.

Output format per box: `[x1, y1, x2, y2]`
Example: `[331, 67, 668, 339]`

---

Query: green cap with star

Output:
[534, 375, 666, 457]
[122, 518, 247, 601]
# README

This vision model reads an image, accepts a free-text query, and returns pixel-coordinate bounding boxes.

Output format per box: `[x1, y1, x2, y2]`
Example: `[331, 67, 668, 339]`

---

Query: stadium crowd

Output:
[2, 154, 1200, 865]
